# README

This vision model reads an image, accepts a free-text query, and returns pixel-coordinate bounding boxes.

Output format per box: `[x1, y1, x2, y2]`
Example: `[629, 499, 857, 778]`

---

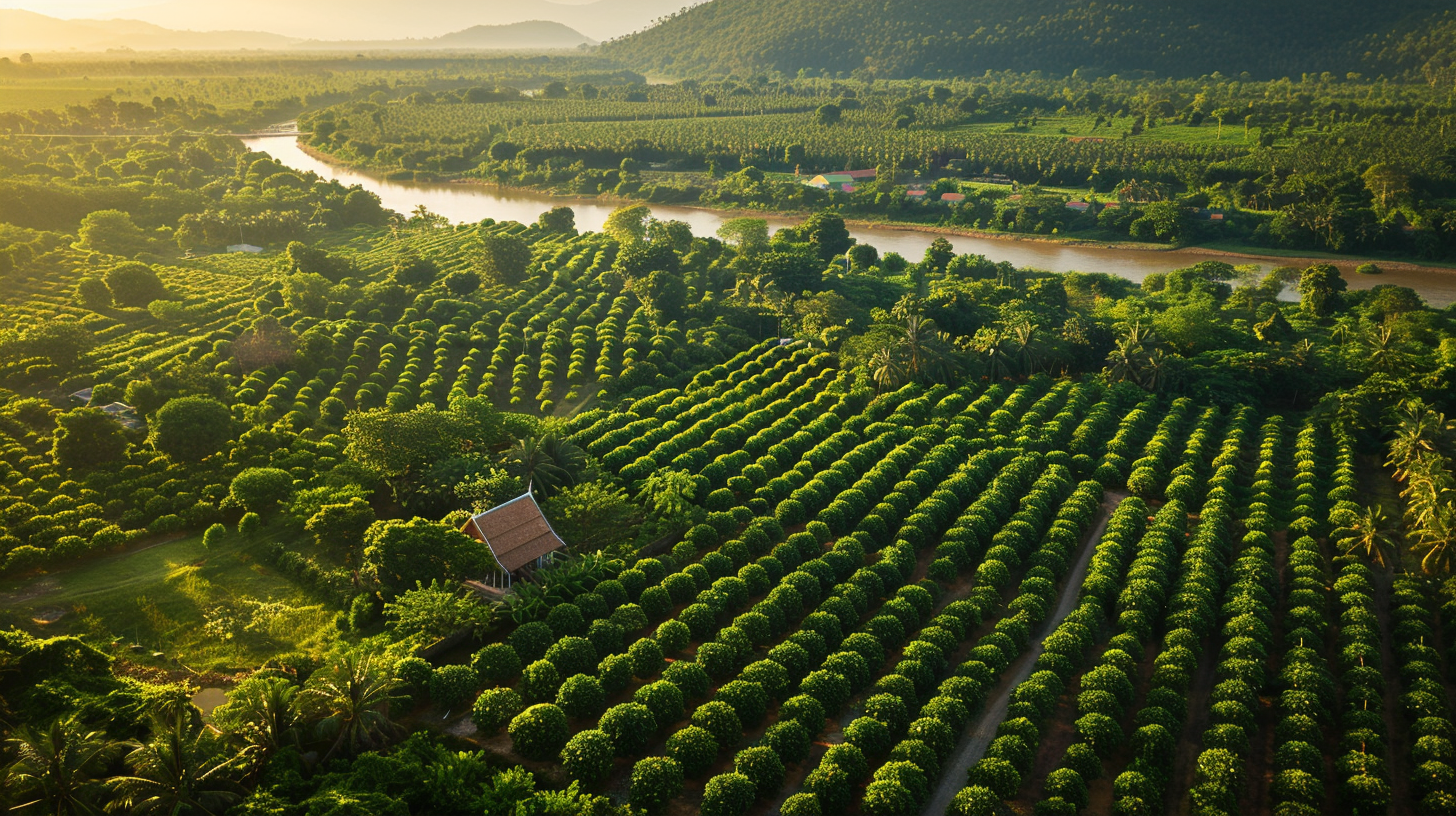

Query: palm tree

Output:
[1011, 322, 1040, 376]
[974, 328, 1015, 382]
[1411, 505, 1456, 576]
[4, 716, 117, 816]
[731, 274, 786, 337]
[1104, 336, 1145, 385]
[869, 346, 903, 394]
[298, 651, 401, 762]
[1141, 348, 1172, 392]
[106, 712, 242, 816]
[215, 677, 298, 780]
[1364, 324, 1410, 375]
[1387, 399, 1452, 481]
[1334, 505, 1400, 570]
[508, 434, 585, 497]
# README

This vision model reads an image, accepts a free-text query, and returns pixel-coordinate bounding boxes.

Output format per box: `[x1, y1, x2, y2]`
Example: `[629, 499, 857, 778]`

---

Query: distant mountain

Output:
[0, 9, 294, 51]
[0, 10, 593, 53]
[600, 0, 1456, 79]
[111, 0, 693, 43]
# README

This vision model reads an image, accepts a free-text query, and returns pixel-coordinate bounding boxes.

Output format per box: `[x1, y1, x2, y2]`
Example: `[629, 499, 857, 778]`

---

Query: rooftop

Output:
[460, 493, 566, 573]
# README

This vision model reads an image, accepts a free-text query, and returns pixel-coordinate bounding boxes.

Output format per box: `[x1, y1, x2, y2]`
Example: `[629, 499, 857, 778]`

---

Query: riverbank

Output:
[245, 135, 1456, 305]
[294, 141, 1456, 278]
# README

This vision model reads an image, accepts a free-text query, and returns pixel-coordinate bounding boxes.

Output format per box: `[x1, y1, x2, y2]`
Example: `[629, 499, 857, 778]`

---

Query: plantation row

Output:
[424, 350, 1275, 815]
[0, 222, 750, 572]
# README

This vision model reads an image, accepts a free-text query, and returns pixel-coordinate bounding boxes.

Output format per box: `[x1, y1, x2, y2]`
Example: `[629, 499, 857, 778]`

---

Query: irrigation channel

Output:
[242, 134, 1456, 307]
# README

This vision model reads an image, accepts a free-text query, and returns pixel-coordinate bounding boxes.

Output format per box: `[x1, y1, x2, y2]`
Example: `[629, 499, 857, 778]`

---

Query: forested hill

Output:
[602, 0, 1455, 79]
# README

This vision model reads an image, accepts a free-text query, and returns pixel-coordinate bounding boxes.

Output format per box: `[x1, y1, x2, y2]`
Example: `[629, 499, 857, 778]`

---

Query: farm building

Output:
[806, 168, 877, 190]
[227, 244, 264, 254]
[459, 492, 567, 590]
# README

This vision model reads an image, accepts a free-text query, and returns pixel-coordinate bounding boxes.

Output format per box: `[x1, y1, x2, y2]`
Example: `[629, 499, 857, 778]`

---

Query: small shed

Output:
[98, 402, 144, 431]
[227, 244, 264, 254]
[459, 493, 566, 589]
[69, 387, 94, 406]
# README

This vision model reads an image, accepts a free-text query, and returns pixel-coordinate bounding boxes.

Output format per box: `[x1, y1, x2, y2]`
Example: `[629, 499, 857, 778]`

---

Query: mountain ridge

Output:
[600, 0, 1456, 79]
[0, 10, 594, 53]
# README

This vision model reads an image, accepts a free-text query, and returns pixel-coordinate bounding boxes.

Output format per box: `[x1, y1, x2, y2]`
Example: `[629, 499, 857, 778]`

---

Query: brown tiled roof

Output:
[460, 493, 566, 573]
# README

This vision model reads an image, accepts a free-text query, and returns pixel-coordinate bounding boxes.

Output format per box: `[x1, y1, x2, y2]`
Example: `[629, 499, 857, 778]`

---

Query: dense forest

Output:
[601, 0, 1456, 80]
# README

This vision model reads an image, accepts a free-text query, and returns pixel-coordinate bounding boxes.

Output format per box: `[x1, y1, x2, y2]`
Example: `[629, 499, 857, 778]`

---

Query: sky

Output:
[2, 0, 145, 15]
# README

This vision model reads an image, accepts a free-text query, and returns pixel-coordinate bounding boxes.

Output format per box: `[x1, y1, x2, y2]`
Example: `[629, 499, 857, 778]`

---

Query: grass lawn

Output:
[0, 533, 343, 673]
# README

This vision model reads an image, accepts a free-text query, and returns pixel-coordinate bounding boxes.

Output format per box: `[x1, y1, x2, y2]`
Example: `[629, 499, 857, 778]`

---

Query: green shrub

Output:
[635, 680, 686, 726]
[761, 718, 811, 763]
[471, 643, 521, 684]
[560, 729, 614, 784]
[601, 703, 658, 755]
[545, 636, 597, 678]
[666, 725, 719, 776]
[629, 637, 666, 677]
[520, 659, 561, 702]
[701, 772, 757, 816]
[429, 664, 477, 709]
[598, 652, 633, 694]
[662, 660, 711, 698]
[630, 756, 685, 813]
[715, 680, 769, 727]
[655, 619, 690, 654]
[780, 793, 822, 816]
[692, 700, 744, 747]
[471, 687, 522, 734]
[510, 621, 554, 661]
[556, 673, 607, 719]
[508, 704, 569, 760]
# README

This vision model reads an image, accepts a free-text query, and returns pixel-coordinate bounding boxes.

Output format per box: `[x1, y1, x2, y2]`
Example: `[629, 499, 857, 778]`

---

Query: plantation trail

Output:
[756, 525, 979, 816]
[1374, 570, 1413, 816]
[1165, 601, 1221, 814]
[1244, 530, 1288, 816]
[0, 532, 190, 606]
[919, 490, 1126, 816]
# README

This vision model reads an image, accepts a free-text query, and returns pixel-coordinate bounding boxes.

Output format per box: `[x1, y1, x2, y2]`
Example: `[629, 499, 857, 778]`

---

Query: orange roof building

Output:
[459, 493, 567, 588]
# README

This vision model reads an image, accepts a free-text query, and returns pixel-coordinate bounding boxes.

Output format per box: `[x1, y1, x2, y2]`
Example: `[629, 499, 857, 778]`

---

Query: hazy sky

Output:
[2, 0, 146, 15]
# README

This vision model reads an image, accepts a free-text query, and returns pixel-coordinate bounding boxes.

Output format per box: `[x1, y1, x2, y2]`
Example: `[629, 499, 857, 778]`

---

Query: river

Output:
[241, 134, 1456, 306]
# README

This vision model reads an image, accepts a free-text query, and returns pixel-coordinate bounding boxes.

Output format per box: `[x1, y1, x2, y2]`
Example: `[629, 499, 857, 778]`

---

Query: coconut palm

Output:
[1411, 505, 1456, 576]
[106, 712, 242, 816]
[298, 651, 401, 762]
[1334, 505, 1400, 570]
[4, 715, 118, 816]
[1011, 322, 1040, 375]
[212, 676, 299, 779]
[869, 346, 903, 394]
[508, 434, 585, 498]
[1104, 336, 1145, 385]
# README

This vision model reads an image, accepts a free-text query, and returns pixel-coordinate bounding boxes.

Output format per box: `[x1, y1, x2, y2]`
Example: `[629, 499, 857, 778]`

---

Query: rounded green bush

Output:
[556, 673, 607, 719]
[630, 756, 685, 813]
[948, 785, 1000, 816]
[715, 680, 769, 727]
[701, 771, 757, 816]
[520, 659, 561, 702]
[508, 704, 569, 760]
[546, 602, 586, 637]
[692, 700, 744, 747]
[635, 680, 686, 726]
[471, 643, 521, 684]
[655, 619, 691, 654]
[779, 695, 826, 733]
[800, 669, 851, 712]
[666, 725, 719, 777]
[629, 637, 666, 678]
[471, 687, 521, 734]
[780, 792, 822, 816]
[601, 703, 658, 756]
[735, 746, 785, 797]
[846, 716, 893, 758]
[509, 620, 554, 661]
[762, 718, 811, 763]
[429, 664, 478, 709]
[545, 636, 597, 678]
[560, 729, 614, 784]
[597, 652, 633, 695]
[653, 660, 704, 697]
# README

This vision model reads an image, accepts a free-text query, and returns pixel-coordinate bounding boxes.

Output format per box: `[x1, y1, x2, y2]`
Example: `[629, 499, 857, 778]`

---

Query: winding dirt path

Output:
[919, 493, 1123, 816]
